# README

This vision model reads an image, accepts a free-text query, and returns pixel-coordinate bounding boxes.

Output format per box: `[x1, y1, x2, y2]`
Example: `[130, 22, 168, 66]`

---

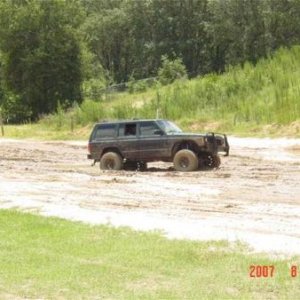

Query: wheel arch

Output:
[172, 140, 200, 158]
[101, 147, 123, 159]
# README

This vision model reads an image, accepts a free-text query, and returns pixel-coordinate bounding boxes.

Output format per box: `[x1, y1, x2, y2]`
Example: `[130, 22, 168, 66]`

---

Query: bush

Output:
[82, 78, 106, 101]
[1, 91, 32, 123]
[127, 76, 148, 93]
[127, 76, 158, 94]
[158, 56, 188, 85]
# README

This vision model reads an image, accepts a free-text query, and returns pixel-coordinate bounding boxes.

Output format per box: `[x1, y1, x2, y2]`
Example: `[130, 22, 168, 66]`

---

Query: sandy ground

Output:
[0, 137, 299, 256]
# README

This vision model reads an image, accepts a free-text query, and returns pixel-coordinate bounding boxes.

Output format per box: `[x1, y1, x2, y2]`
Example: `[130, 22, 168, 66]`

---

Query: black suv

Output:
[87, 119, 229, 172]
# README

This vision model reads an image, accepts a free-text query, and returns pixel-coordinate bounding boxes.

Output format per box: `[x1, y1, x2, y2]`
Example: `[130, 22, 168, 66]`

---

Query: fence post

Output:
[0, 114, 4, 137]
[156, 90, 160, 119]
[70, 115, 74, 132]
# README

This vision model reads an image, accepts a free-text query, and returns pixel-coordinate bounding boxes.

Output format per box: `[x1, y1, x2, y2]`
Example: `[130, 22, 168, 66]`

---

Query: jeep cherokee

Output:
[87, 119, 229, 171]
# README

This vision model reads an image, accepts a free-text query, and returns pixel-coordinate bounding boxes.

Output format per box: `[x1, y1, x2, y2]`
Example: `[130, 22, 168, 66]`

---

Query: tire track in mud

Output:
[0, 137, 300, 255]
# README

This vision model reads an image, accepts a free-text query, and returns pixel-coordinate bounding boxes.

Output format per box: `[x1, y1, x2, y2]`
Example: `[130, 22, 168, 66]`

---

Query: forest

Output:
[0, 0, 299, 122]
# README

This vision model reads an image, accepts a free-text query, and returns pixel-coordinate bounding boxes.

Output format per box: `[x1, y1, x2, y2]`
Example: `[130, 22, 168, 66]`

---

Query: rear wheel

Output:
[173, 149, 198, 172]
[100, 152, 123, 170]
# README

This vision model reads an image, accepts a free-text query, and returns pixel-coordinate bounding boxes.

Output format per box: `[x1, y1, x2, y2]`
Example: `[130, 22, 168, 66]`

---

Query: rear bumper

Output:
[87, 154, 93, 160]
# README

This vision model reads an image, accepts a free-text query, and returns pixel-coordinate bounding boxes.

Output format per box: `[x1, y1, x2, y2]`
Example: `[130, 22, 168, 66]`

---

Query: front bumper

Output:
[206, 133, 230, 156]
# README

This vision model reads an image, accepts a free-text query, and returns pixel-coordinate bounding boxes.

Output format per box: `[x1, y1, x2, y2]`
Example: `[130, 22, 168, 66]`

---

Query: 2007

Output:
[249, 265, 275, 277]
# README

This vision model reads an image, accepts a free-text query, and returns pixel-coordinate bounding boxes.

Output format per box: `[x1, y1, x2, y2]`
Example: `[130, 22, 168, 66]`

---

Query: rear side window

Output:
[118, 123, 137, 137]
[140, 121, 160, 136]
[93, 124, 116, 140]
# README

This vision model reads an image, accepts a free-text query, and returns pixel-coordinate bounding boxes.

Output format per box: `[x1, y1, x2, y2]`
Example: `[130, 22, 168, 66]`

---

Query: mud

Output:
[0, 137, 299, 255]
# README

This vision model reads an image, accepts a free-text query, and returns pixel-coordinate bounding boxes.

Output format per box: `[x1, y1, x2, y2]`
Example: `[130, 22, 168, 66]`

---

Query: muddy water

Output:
[0, 137, 299, 255]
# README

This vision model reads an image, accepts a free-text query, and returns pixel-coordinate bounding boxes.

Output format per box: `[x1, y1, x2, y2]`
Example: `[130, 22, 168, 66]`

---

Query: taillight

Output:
[88, 143, 92, 154]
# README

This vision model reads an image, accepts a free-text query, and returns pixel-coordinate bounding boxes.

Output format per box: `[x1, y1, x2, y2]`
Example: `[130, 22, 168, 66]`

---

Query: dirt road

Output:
[0, 137, 299, 255]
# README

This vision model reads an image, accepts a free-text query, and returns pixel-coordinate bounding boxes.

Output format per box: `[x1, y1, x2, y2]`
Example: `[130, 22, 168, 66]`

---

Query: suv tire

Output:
[173, 149, 198, 172]
[100, 152, 123, 170]
[210, 154, 221, 168]
[199, 154, 221, 169]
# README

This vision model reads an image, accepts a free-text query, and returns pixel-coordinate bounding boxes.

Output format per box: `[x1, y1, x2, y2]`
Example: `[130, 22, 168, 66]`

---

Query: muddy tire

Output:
[137, 161, 147, 171]
[199, 154, 221, 169]
[173, 149, 198, 172]
[210, 154, 221, 168]
[100, 152, 123, 170]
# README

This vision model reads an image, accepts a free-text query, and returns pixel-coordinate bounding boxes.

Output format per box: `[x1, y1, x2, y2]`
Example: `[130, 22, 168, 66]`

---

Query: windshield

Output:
[158, 120, 182, 134]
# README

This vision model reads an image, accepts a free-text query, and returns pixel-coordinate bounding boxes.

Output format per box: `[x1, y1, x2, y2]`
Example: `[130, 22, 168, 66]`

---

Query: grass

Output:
[2, 123, 91, 140]
[1, 209, 300, 299]
[1, 46, 300, 139]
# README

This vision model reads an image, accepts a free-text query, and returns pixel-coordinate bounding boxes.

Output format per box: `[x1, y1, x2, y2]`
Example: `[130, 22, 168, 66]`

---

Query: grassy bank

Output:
[1, 46, 300, 139]
[0, 209, 300, 299]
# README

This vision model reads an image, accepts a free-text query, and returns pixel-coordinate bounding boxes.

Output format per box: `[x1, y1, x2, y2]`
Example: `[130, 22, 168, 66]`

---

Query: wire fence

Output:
[90, 77, 158, 101]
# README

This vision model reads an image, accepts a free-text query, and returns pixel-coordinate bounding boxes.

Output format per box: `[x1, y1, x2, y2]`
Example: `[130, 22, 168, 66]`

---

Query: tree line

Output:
[0, 0, 299, 122]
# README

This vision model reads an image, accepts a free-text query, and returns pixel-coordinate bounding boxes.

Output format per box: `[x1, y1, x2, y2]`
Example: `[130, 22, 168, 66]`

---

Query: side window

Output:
[94, 124, 116, 139]
[123, 123, 137, 136]
[140, 122, 161, 136]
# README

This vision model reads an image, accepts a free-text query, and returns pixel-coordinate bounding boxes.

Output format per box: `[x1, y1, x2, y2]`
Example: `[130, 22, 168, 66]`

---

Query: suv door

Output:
[138, 121, 168, 160]
[117, 122, 139, 160]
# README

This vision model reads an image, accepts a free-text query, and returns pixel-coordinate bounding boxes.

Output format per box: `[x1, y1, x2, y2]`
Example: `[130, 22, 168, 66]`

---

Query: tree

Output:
[81, 1, 134, 83]
[80, 0, 300, 84]
[0, 0, 84, 121]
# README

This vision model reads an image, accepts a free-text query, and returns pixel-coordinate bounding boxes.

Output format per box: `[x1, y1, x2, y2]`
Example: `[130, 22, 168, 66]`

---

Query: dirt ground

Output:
[0, 137, 299, 256]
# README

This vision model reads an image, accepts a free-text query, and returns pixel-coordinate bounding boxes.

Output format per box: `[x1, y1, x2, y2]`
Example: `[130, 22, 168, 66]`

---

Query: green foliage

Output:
[158, 56, 188, 85]
[80, 0, 300, 83]
[127, 76, 146, 93]
[80, 3, 133, 83]
[74, 99, 105, 125]
[82, 78, 106, 101]
[0, 0, 84, 121]
[80, 45, 108, 101]
[1, 0, 300, 123]
[11, 45, 294, 140]
[43, 46, 300, 134]
[1, 91, 32, 123]
[150, 46, 300, 126]
[127, 76, 157, 94]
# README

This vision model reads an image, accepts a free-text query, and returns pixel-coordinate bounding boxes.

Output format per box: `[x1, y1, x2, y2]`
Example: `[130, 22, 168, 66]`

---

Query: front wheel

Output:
[100, 152, 123, 170]
[199, 154, 221, 169]
[173, 149, 198, 172]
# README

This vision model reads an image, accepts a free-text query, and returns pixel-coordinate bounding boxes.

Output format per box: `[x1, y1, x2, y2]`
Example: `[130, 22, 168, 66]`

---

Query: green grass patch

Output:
[0, 209, 300, 299]
[1, 123, 91, 140]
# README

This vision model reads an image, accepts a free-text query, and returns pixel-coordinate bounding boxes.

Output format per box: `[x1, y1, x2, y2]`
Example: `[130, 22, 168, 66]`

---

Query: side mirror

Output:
[154, 129, 164, 135]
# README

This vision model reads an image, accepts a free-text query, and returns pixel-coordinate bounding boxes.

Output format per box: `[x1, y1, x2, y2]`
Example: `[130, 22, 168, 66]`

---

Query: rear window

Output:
[93, 124, 116, 140]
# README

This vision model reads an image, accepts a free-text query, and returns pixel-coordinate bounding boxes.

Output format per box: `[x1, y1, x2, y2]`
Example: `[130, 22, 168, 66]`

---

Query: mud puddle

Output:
[0, 137, 300, 255]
